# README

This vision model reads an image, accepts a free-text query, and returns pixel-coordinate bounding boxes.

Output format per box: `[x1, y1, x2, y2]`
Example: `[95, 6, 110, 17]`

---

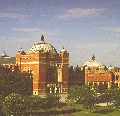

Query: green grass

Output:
[59, 100, 120, 116]
[25, 100, 120, 116]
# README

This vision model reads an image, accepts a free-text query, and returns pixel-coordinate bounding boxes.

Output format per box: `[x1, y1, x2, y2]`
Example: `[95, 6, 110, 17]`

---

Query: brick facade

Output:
[16, 35, 69, 95]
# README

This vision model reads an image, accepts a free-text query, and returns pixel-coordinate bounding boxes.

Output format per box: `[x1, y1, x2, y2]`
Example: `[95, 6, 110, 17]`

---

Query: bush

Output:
[0, 95, 4, 115]
[2, 93, 25, 115]
[24, 95, 42, 111]
[41, 94, 60, 110]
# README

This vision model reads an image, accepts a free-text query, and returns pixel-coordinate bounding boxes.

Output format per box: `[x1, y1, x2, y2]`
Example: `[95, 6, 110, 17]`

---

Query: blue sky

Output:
[0, 0, 120, 67]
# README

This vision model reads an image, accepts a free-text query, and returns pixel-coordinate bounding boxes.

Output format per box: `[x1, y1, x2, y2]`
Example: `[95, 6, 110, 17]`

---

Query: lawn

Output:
[58, 100, 120, 116]
[25, 101, 120, 116]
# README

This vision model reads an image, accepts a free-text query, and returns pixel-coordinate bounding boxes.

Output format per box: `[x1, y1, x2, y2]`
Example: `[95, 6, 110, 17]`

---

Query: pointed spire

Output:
[92, 54, 95, 60]
[21, 46, 22, 49]
[41, 34, 44, 42]
[60, 46, 67, 53]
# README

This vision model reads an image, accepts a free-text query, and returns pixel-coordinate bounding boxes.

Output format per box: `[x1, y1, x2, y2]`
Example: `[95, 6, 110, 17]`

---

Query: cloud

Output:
[108, 28, 120, 32]
[11, 28, 61, 36]
[0, 12, 30, 18]
[0, 36, 32, 44]
[56, 7, 106, 19]
[77, 43, 118, 51]
[115, 34, 120, 37]
[99, 28, 120, 32]
[12, 28, 41, 32]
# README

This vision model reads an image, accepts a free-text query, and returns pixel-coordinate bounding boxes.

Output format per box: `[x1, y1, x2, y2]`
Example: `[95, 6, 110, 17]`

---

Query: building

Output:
[1, 37, 120, 95]
[69, 54, 116, 88]
[0, 51, 16, 66]
[68, 65, 85, 89]
[16, 35, 69, 95]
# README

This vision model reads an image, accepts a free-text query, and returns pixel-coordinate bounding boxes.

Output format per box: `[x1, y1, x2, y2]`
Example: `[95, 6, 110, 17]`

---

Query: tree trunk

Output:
[90, 106, 91, 112]
[107, 102, 108, 107]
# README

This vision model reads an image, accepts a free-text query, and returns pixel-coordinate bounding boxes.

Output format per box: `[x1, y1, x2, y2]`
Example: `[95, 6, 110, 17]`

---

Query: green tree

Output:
[0, 95, 4, 115]
[99, 88, 113, 107]
[83, 85, 99, 112]
[0, 71, 33, 98]
[112, 88, 120, 108]
[68, 85, 88, 104]
[96, 83, 108, 94]
[41, 93, 60, 110]
[2, 93, 25, 115]
[24, 96, 42, 112]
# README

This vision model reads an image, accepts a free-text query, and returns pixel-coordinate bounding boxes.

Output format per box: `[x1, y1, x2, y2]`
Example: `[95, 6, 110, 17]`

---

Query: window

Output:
[72, 75, 74, 79]
[116, 75, 119, 80]
[116, 83, 118, 87]
[76, 75, 78, 79]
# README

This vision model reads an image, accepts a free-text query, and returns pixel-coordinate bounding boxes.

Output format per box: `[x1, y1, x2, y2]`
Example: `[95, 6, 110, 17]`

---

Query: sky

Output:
[0, 0, 120, 67]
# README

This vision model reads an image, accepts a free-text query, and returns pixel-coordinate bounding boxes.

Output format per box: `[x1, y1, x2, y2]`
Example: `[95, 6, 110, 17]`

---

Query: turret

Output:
[41, 34, 44, 42]
[92, 54, 95, 60]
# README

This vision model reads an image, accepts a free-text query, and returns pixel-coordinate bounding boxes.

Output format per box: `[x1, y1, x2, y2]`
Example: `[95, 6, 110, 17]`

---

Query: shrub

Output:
[24, 95, 42, 111]
[2, 93, 25, 115]
[41, 94, 60, 110]
[0, 95, 4, 115]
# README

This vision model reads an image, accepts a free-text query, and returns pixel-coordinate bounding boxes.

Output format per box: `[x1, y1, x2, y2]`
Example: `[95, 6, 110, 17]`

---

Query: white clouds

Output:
[0, 36, 31, 44]
[11, 28, 61, 38]
[108, 28, 120, 32]
[12, 28, 41, 32]
[0, 12, 30, 23]
[99, 28, 120, 32]
[77, 43, 118, 51]
[57, 7, 106, 19]
[0, 12, 30, 18]
[115, 34, 120, 37]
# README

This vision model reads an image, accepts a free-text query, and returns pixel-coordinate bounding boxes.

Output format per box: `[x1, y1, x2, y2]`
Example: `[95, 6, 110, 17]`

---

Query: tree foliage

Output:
[112, 88, 120, 108]
[68, 85, 87, 104]
[68, 84, 99, 112]
[41, 93, 60, 110]
[83, 89, 99, 112]
[0, 71, 33, 98]
[23, 94, 60, 112]
[2, 93, 25, 115]
[24, 96, 42, 112]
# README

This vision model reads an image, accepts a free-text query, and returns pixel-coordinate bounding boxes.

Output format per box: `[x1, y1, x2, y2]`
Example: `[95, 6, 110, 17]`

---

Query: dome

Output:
[60, 46, 67, 53]
[82, 54, 105, 67]
[18, 46, 25, 54]
[29, 35, 57, 53]
[1, 51, 9, 57]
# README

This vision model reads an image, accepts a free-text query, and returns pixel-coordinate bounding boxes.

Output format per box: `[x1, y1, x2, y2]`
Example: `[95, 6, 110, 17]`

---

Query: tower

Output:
[16, 35, 69, 95]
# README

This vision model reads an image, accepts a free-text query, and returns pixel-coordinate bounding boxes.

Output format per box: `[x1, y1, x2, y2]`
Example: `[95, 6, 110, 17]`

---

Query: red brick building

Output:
[1, 41, 120, 95]
[69, 55, 116, 88]
[16, 35, 69, 95]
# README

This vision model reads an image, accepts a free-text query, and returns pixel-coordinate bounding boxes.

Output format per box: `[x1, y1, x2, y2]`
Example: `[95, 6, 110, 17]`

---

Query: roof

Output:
[82, 54, 105, 67]
[28, 35, 57, 53]
[0, 57, 16, 65]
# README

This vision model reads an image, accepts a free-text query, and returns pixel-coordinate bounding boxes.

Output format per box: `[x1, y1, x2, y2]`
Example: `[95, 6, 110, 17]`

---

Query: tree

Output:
[96, 83, 108, 94]
[0, 71, 33, 98]
[68, 84, 99, 112]
[41, 93, 60, 110]
[83, 85, 99, 112]
[99, 87, 114, 107]
[112, 88, 120, 108]
[0, 95, 4, 115]
[2, 93, 25, 115]
[24, 96, 42, 112]
[68, 85, 88, 104]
